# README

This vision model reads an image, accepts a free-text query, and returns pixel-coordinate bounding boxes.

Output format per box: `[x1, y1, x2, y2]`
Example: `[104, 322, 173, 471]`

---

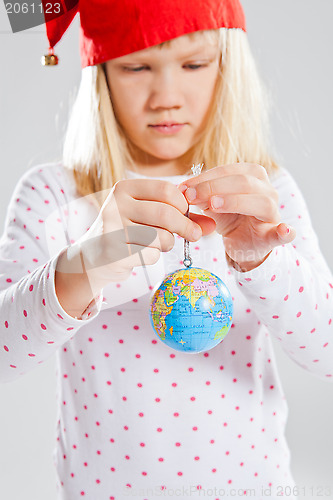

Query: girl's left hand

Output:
[177, 163, 296, 272]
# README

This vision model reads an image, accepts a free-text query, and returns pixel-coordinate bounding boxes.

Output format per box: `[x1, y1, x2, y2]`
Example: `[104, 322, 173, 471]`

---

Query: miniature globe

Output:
[149, 267, 233, 353]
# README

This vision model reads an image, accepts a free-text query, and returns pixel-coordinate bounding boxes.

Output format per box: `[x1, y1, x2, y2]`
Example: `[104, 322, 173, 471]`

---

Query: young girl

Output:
[1, 0, 333, 499]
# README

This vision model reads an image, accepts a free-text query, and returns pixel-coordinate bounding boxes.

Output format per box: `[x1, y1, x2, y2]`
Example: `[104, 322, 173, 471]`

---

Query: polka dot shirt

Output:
[0, 163, 332, 500]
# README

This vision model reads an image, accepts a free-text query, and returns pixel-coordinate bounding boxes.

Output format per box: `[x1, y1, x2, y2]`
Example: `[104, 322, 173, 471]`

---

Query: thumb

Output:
[188, 212, 216, 236]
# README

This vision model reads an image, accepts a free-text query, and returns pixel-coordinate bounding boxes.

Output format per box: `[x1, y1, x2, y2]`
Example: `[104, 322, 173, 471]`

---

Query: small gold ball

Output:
[41, 54, 59, 66]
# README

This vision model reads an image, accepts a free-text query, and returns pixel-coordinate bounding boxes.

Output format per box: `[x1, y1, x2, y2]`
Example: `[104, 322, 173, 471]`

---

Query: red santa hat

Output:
[41, 0, 246, 68]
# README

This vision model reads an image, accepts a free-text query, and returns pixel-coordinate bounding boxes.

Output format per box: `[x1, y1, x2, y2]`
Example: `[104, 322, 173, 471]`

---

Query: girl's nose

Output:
[148, 70, 185, 110]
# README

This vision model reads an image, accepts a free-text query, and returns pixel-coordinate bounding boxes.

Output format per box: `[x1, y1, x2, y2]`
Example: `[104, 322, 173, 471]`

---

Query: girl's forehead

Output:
[112, 33, 219, 62]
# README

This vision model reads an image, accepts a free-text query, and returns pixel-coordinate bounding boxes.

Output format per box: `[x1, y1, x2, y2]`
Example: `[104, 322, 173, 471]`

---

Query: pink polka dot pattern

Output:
[0, 164, 332, 499]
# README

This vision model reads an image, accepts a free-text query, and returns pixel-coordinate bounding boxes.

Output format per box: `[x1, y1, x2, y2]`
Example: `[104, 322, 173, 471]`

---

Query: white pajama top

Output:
[0, 163, 332, 500]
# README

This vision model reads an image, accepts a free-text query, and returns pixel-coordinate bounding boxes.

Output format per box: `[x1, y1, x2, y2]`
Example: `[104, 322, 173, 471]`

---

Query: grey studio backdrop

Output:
[0, 1, 333, 499]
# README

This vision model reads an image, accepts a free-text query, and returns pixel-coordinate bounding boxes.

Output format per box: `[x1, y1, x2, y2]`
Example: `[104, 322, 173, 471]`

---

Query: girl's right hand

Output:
[62, 178, 216, 291]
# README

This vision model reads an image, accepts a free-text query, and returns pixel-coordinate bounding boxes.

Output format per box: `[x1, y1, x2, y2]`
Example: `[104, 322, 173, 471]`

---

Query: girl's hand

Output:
[60, 178, 216, 292]
[177, 163, 296, 272]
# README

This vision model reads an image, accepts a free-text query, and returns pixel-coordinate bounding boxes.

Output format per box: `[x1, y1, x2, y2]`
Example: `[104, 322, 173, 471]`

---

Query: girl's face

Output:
[105, 34, 220, 175]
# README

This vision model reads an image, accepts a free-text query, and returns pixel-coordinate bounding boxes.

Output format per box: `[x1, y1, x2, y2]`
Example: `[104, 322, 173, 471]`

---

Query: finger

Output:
[181, 174, 277, 206]
[128, 199, 202, 242]
[125, 223, 176, 252]
[276, 223, 297, 244]
[77, 226, 162, 272]
[177, 163, 269, 191]
[116, 178, 189, 214]
[108, 222, 177, 253]
[266, 223, 297, 249]
[188, 212, 216, 236]
[209, 193, 281, 224]
[85, 244, 162, 289]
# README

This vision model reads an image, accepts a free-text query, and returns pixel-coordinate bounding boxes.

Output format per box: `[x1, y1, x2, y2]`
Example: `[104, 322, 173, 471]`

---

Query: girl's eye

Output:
[122, 66, 149, 72]
[184, 63, 207, 70]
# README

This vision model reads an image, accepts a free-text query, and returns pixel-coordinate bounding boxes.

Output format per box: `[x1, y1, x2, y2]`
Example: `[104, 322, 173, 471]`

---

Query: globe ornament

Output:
[149, 267, 233, 353]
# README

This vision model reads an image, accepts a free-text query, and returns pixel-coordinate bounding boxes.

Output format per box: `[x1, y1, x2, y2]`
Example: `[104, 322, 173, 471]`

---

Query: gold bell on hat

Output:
[41, 47, 59, 66]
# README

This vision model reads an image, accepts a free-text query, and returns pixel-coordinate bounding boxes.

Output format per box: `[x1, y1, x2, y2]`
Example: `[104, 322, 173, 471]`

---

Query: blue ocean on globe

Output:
[149, 267, 233, 353]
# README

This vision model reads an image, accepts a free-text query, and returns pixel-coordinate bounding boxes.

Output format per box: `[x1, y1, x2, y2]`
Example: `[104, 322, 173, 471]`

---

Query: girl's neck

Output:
[127, 148, 193, 178]
[125, 143, 191, 177]
[128, 163, 189, 177]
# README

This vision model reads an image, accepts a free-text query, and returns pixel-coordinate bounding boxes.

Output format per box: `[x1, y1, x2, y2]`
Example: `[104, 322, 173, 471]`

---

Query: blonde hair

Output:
[63, 28, 279, 207]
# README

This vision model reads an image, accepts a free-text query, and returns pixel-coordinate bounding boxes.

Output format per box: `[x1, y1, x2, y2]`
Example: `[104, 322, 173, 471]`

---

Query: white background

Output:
[0, 1, 332, 498]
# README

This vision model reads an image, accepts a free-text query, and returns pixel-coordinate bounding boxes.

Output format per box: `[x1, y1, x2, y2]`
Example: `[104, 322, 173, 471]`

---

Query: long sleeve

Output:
[227, 167, 333, 381]
[0, 164, 102, 383]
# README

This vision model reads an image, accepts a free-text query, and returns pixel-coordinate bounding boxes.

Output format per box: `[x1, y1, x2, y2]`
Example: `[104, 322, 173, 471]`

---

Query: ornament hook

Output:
[41, 47, 59, 66]
[182, 163, 204, 268]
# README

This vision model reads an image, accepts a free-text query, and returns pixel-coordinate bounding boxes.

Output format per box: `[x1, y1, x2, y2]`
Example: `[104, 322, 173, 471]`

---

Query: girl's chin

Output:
[128, 139, 194, 166]
[133, 150, 189, 165]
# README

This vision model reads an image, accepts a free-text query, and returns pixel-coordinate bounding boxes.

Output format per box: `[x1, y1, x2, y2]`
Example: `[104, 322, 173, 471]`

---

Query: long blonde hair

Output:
[63, 28, 279, 207]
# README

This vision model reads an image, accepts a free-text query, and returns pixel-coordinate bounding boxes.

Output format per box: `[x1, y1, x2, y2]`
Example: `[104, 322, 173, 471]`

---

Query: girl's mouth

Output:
[149, 122, 186, 134]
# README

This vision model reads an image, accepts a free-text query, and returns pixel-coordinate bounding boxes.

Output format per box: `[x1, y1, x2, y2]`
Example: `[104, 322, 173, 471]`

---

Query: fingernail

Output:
[177, 183, 188, 194]
[284, 224, 294, 235]
[212, 196, 224, 209]
[185, 187, 197, 201]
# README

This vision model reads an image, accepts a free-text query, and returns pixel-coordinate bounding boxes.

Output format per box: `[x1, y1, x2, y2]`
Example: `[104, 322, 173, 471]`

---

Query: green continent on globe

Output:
[214, 324, 230, 341]
[151, 288, 173, 340]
